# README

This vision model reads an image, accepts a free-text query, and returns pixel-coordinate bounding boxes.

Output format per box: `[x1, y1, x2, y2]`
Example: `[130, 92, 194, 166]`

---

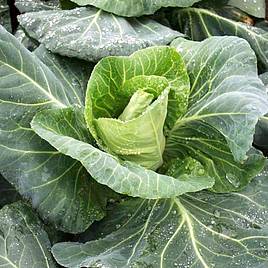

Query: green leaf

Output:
[15, 0, 60, 13]
[228, 0, 265, 18]
[0, 174, 20, 208]
[52, 164, 268, 268]
[0, 0, 11, 32]
[18, 7, 182, 62]
[0, 201, 57, 267]
[31, 107, 214, 199]
[34, 45, 94, 107]
[85, 46, 190, 170]
[171, 7, 268, 71]
[68, 0, 202, 17]
[167, 36, 268, 192]
[85, 46, 190, 141]
[118, 89, 155, 121]
[0, 26, 109, 233]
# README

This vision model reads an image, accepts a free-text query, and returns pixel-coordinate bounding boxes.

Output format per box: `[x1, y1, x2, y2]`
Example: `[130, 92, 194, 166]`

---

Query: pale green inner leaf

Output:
[95, 88, 169, 170]
[118, 90, 154, 121]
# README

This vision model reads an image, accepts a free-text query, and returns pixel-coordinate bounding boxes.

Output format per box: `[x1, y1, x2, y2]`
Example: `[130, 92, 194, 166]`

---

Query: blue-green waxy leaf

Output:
[34, 44, 94, 107]
[52, 164, 268, 268]
[18, 7, 183, 62]
[15, 0, 60, 13]
[68, 0, 202, 17]
[0, 26, 110, 233]
[85, 46, 190, 162]
[0, 201, 57, 267]
[31, 107, 215, 199]
[167, 36, 268, 192]
[171, 7, 268, 71]
[228, 0, 265, 18]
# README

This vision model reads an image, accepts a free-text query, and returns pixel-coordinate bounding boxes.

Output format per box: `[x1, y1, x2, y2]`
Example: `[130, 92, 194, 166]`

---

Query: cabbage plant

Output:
[1, 0, 268, 267]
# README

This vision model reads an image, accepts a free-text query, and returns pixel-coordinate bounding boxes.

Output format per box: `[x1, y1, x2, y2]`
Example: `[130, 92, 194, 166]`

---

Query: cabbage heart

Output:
[85, 46, 190, 170]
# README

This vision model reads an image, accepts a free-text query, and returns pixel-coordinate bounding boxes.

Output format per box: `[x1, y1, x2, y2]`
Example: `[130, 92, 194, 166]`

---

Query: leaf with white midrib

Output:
[0, 201, 57, 268]
[18, 7, 183, 62]
[171, 6, 268, 71]
[34, 45, 94, 106]
[0, 26, 109, 233]
[52, 165, 268, 267]
[166, 36, 268, 192]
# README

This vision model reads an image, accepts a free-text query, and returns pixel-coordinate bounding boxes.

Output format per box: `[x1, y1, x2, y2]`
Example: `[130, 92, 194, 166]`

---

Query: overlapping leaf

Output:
[34, 45, 94, 106]
[166, 36, 268, 192]
[171, 6, 268, 71]
[85, 46, 190, 167]
[18, 7, 182, 62]
[68, 0, 202, 17]
[0, 26, 109, 233]
[15, 0, 60, 13]
[228, 0, 265, 18]
[31, 107, 214, 199]
[52, 163, 268, 268]
[0, 201, 57, 267]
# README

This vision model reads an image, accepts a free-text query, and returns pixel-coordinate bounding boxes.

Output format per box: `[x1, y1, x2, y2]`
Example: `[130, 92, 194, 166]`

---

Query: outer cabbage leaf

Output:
[0, 201, 57, 267]
[228, 0, 265, 18]
[167, 36, 268, 192]
[68, 0, 202, 17]
[15, 0, 60, 13]
[52, 164, 268, 268]
[31, 107, 214, 199]
[85, 46, 190, 169]
[34, 44, 94, 107]
[171, 6, 268, 71]
[18, 7, 182, 62]
[0, 26, 110, 233]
